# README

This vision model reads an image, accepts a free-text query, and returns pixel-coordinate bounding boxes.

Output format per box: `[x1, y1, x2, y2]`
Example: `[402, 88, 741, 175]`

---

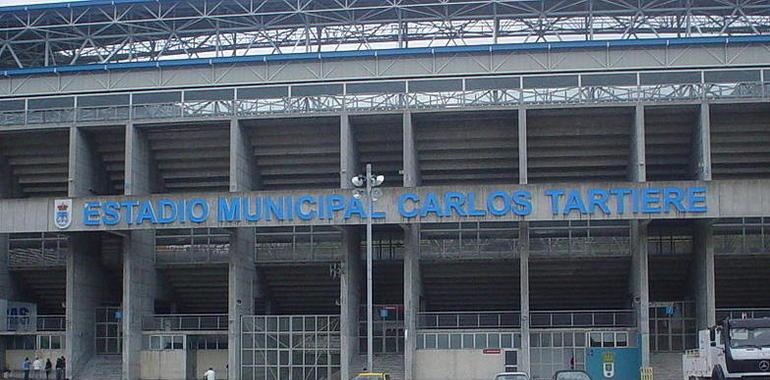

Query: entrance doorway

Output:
[96, 306, 123, 355]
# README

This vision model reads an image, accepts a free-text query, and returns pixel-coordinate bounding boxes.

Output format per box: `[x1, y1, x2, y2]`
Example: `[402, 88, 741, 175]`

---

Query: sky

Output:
[0, 0, 83, 6]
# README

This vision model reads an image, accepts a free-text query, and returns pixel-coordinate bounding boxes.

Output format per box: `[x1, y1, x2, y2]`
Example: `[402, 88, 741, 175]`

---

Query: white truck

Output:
[683, 318, 770, 379]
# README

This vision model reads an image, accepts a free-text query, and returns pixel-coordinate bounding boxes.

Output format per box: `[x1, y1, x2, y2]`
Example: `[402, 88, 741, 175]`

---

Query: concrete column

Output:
[66, 233, 104, 380]
[122, 230, 156, 380]
[69, 126, 110, 197]
[125, 122, 158, 195]
[691, 103, 712, 181]
[340, 228, 361, 380]
[630, 221, 650, 367]
[0, 155, 20, 198]
[340, 113, 359, 188]
[230, 118, 258, 192]
[629, 105, 646, 182]
[403, 225, 421, 380]
[403, 111, 420, 187]
[692, 104, 715, 328]
[628, 104, 650, 367]
[519, 222, 530, 375]
[518, 109, 527, 185]
[229, 228, 256, 380]
[693, 221, 716, 329]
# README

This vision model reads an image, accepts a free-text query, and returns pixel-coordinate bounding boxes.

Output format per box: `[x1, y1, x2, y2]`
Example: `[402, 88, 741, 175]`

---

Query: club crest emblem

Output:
[54, 199, 72, 229]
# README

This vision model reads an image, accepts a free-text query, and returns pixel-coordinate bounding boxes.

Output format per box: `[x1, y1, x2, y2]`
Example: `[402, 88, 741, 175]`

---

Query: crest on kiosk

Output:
[54, 199, 73, 229]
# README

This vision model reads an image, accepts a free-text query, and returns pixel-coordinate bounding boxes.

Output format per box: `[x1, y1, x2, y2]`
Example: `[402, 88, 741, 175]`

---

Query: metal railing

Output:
[418, 310, 635, 329]
[142, 314, 228, 331]
[716, 308, 770, 321]
[2, 81, 770, 128]
[37, 315, 65, 331]
[419, 311, 521, 329]
[155, 245, 230, 264]
[530, 310, 635, 328]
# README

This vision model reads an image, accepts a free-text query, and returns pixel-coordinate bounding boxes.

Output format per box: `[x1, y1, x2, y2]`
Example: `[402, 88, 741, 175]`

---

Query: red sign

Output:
[483, 348, 502, 354]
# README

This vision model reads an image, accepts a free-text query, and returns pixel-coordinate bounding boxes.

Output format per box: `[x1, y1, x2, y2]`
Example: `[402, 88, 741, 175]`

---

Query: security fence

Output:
[241, 315, 341, 380]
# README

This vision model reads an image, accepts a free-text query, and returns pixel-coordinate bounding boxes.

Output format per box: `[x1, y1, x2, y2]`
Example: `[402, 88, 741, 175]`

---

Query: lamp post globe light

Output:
[351, 163, 383, 372]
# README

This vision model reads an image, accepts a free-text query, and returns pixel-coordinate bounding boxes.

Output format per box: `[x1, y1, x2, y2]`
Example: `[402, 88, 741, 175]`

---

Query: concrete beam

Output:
[519, 222, 530, 375]
[340, 227, 361, 380]
[693, 221, 716, 329]
[229, 227, 257, 380]
[340, 113, 359, 189]
[629, 220, 650, 368]
[69, 126, 111, 197]
[518, 109, 527, 185]
[230, 118, 259, 192]
[691, 103, 712, 181]
[403, 224, 421, 380]
[66, 232, 104, 380]
[629, 105, 646, 182]
[403, 111, 420, 187]
[123, 230, 156, 380]
[125, 122, 160, 195]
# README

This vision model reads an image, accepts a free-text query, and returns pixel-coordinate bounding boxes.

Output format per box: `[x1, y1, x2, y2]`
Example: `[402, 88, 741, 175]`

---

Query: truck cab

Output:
[683, 317, 770, 379]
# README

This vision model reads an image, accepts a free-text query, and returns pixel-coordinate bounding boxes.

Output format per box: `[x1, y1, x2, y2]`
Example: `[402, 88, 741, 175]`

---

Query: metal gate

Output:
[96, 306, 123, 355]
[241, 315, 341, 380]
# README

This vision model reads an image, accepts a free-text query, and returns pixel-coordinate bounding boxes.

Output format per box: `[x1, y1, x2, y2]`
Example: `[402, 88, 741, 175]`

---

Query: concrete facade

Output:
[6, 34, 770, 380]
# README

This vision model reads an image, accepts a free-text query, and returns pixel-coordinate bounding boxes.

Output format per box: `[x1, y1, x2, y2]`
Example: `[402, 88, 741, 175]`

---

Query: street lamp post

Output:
[352, 163, 384, 372]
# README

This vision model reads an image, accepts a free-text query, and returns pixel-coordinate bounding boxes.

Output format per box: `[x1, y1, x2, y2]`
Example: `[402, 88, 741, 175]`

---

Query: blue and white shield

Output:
[53, 199, 72, 229]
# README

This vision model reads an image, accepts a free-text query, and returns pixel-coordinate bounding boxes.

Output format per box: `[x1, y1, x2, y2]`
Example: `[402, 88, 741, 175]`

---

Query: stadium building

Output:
[0, 0, 768, 379]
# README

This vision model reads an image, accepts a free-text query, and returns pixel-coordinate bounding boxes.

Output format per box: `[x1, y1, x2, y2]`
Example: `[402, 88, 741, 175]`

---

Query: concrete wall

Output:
[195, 350, 228, 380]
[139, 350, 187, 380]
[415, 350, 505, 380]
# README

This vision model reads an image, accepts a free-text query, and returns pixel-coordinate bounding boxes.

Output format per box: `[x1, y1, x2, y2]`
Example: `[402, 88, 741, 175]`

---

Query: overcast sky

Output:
[0, 0, 81, 6]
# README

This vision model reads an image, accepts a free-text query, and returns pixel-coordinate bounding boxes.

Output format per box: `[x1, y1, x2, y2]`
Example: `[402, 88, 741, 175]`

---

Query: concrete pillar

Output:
[122, 230, 156, 380]
[628, 104, 651, 367]
[518, 108, 531, 374]
[229, 228, 256, 380]
[519, 222, 530, 375]
[518, 108, 527, 185]
[66, 233, 104, 380]
[230, 118, 258, 192]
[125, 122, 159, 195]
[691, 103, 716, 328]
[69, 126, 110, 197]
[693, 221, 716, 329]
[340, 228, 361, 380]
[340, 113, 359, 188]
[403, 111, 420, 187]
[629, 105, 646, 182]
[691, 103, 712, 181]
[0, 155, 20, 198]
[630, 221, 650, 367]
[403, 225, 421, 380]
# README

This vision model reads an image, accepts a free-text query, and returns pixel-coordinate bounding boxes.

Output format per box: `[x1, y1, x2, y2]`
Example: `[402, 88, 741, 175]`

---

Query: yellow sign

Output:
[602, 352, 615, 362]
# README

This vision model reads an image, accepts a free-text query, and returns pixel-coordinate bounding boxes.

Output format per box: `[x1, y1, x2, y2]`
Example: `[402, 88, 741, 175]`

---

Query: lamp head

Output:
[373, 175, 385, 187]
[351, 175, 365, 187]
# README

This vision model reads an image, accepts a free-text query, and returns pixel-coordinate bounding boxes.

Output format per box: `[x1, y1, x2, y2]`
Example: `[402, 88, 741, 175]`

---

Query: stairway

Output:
[351, 354, 405, 380]
[78, 355, 122, 380]
[651, 352, 684, 380]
